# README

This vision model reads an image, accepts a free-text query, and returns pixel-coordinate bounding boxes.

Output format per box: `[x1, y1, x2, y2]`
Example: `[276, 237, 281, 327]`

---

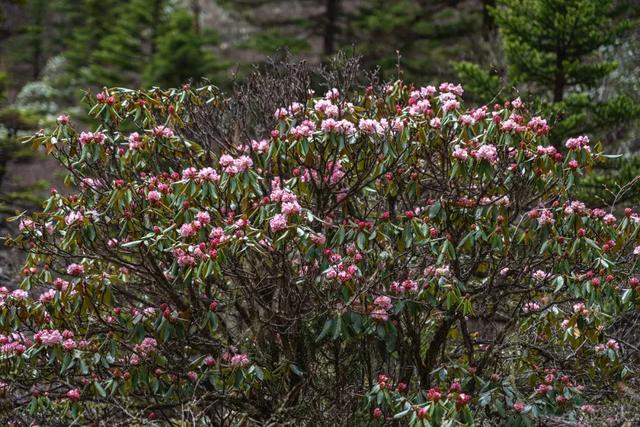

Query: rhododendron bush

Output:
[4, 61, 640, 425]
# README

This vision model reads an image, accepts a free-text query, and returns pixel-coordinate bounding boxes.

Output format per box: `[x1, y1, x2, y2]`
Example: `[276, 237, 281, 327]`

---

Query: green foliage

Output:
[353, 0, 489, 82]
[86, 0, 169, 87]
[452, 61, 503, 103]
[245, 30, 310, 55]
[144, 8, 224, 88]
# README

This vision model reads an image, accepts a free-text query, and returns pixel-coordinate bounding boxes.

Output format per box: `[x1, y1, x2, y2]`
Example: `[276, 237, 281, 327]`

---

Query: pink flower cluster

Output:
[291, 119, 317, 139]
[527, 116, 549, 135]
[128, 132, 143, 150]
[135, 337, 158, 355]
[390, 279, 418, 293]
[472, 144, 498, 165]
[67, 388, 81, 401]
[34, 329, 64, 346]
[358, 118, 387, 136]
[219, 154, 253, 175]
[321, 118, 355, 135]
[66, 263, 85, 276]
[0, 333, 29, 355]
[523, 301, 541, 313]
[269, 177, 302, 233]
[173, 248, 196, 267]
[595, 339, 619, 353]
[565, 135, 590, 152]
[153, 126, 175, 138]
[268, 213, 286, 233]
[223, 352, 250, 368]
[179, 212, 210, 238]
[371, 295, 392, 321]
[79, 131, 106, 145]
[64, 210, 84, 226]
[19, 218, 35, 232]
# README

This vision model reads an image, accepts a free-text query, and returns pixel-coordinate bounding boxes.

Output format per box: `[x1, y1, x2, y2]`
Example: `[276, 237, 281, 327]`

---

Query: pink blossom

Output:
[197, 167, 220, 182]
[311, 233, 326, 245]
[274, 107, 289, 120]
[79, 131, 106, 145]
[291, 120, 316, 138]
[230, 353, 250, 368]
[251, 139, 270, 153]
[409, 99, 431, 116]
[10, 289, 28, 301]
[358, 118, 385, 135]
[196, 211, 211, 224]
[234, 155, 253, 172]
[603, 214, 616, 225]
[452, 146, 468, 160]
[153, 126, 174, 138]
[474, 144, 498, 165]
[581, 404, 595, 415]
[370, 308, 388, 321]
[66, 263, 85, 276]
[135, 337, 158, 355]
[57, 114, 70, 125]
[19, 218, 35, 231]
[528, 116, 549, 135]
[523, 301, 541, 313]
[128, 132, 142, 150]
[459, 114, 475, 126]
[34, 329, 63, 346]
[64, 211, 84, 226]
[66, 388, 81, 401]
[442, 99, 460, 112]
[270, 214, 287, 233]
[538, 209, 555, 225]
[39, 289, 56, 304]
[147, 190, 161, 203]
[532, 270, 548, 281]
[314, 99, 339, 117]
[281, 200, 301, 216]
[63, 339, 77, 351]
[182, 167, 198, 180]
[439, 82, 464, 96]
[565, 135, 590, 152]
[179, 223, 196, 238]
[373, 295, 392, 311]
[427, 387, 442, 401]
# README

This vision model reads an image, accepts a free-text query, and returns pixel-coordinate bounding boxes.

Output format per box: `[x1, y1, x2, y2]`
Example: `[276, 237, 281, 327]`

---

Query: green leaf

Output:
[316, 319, 333, 342]
[94, 382, 107, 398]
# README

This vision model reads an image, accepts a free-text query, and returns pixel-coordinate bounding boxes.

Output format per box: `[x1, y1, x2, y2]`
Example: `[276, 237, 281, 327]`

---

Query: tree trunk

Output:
[553, 50, 566, 102]
[323, 0, 339, 56]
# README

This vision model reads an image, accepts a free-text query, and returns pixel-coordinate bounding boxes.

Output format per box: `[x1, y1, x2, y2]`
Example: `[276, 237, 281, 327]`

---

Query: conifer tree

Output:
[63, 0, 124, 82]
[84, 0, 169, 87]
[487, 0, 639, 142]
[143, 8, 224, 88]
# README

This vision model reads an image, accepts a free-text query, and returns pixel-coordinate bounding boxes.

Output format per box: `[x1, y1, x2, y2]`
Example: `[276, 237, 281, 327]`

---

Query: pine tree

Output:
[493, 0, 627, 102]
[83, 0, 169, 88]
[143, 8, 224, 88]
[63, 0, 125, 82]
[490, 0, 640, 142]
[351, 0, 492, 84]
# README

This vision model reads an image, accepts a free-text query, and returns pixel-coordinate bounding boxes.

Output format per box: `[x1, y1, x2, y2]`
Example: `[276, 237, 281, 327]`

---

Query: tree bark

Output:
[323, 0, 339, 56]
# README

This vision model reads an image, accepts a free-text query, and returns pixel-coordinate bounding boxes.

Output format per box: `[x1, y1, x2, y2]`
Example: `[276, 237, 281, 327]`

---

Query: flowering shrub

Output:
[5, 66, 640, 425]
